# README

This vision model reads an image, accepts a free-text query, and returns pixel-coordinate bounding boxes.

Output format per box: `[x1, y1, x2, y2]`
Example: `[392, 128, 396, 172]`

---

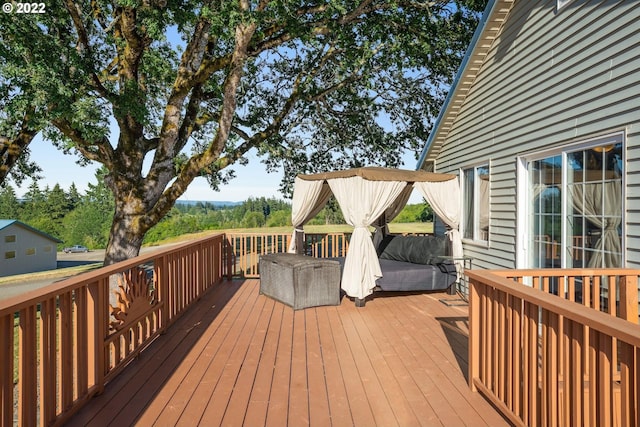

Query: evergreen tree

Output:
[61, 167, 114, 248]
[23, 181, 44, 207]
[67, 183, 81, 209]
[38, 183, 69, 238]
[0, 186, 20, 219]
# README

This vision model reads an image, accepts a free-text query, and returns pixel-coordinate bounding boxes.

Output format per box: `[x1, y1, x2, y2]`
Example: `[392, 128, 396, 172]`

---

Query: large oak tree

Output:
[0, 0, 485, 264]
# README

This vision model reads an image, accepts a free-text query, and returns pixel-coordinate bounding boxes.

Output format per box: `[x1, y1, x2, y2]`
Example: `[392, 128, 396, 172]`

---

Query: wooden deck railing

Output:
[0, 233, 228, 427]
[225, 232, 350, 277]
[467, 268, 640, 427]
[9, 229, 638, 427]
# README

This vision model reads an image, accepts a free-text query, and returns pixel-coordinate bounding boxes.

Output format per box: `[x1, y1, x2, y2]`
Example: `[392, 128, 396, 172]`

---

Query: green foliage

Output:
[0, 1, 485, 261]
[62, 204, 111, 248]
[1, 174, 436, 246]
[392, 202, 433, 223]
[0, 168, 114, 248]
[266, 210, 291, 227]
[0, 186, 19, 218]
[308, 197, 345, 225]
[241, 211, 266, 228]
[1, 178, 300, 247]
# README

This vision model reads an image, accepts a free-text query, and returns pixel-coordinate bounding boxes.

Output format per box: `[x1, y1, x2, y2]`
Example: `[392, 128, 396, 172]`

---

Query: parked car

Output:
[63, 245, 89, 253]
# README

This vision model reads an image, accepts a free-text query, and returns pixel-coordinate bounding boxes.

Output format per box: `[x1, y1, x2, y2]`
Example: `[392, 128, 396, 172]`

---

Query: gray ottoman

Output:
[259, 253, 341, 310]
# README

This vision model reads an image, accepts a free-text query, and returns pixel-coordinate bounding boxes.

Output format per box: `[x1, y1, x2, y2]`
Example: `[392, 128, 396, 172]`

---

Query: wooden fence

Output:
[467, 268, 640, 427]
[0, 233, 227, 426]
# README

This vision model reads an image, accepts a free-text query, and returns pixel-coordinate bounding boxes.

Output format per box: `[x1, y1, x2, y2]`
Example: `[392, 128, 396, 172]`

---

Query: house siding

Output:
[431, 0, 640, 269]
[0, 223, 59, 276]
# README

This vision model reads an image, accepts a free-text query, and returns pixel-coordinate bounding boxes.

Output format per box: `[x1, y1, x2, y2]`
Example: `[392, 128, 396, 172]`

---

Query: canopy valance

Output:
[288, 167, 463, 301]
[298, 166, 456, 183]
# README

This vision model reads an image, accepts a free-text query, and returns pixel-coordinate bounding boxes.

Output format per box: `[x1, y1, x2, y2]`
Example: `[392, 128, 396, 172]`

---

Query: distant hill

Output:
[175, 200, 241, 208]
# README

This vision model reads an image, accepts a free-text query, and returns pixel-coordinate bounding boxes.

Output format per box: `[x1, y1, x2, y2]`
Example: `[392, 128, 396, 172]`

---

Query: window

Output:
[26, 248, 36, 256]
[462, 164, 490, 242]
[4, 251, 16, 259]
[527, 134, 623, 268]
[43, 246, 52, 253]
[4, 235, 16, 243]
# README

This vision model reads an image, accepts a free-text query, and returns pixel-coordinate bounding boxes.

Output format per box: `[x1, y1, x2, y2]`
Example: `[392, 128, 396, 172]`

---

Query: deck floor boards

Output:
[66, 279, 510, 427]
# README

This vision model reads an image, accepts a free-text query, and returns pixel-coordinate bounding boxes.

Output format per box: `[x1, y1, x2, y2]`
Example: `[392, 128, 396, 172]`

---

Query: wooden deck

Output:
[66, 279, 510, 427]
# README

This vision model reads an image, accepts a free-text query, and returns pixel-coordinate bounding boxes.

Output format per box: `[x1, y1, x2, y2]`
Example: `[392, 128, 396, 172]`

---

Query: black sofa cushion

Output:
[378, 235, 448, 265]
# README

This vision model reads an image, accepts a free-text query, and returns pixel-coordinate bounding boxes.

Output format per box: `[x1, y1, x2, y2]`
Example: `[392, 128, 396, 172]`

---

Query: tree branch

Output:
[52, 118, 114, 164]
[64, 0, 114, 100]
[0, 117, 39, 184]
[144, 17, 258, 229]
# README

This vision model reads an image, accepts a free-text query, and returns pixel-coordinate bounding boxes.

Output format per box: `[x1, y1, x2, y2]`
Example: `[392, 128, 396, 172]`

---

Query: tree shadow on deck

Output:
[436, 316, 470, 382]
[67, 279, 244, 427]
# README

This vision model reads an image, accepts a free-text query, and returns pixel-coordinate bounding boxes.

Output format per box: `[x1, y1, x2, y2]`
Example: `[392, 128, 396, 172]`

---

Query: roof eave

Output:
[416, 0, 514, 171]
[0, 219, 63, 243]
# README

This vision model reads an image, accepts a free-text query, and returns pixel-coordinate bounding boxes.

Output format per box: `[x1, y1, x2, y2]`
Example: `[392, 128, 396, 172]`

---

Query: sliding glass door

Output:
[526, 135, 623, 269]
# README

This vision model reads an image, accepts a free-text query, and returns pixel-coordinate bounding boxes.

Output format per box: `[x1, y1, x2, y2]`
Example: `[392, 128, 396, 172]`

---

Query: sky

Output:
[15, 135, 425, 203]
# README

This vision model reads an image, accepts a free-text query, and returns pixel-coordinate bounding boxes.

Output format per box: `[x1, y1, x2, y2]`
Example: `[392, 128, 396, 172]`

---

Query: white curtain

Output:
[328, 177, 406, 299]
[570, 180, 622, 268]
[479, 177, 490, 238]
[372, 184, 413, 248]
[414, 177, 463, 271]
[287, 177, 333, 253]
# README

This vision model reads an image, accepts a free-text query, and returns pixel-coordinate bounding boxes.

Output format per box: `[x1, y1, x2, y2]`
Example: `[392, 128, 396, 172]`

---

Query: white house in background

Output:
[418, 0, 639, 271]
[0, 220, 62, 277]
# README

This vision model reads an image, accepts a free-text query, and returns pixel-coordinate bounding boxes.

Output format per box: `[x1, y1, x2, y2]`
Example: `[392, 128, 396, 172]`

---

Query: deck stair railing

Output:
[467, 268, 640, 427]
[0, 233, 227, 427]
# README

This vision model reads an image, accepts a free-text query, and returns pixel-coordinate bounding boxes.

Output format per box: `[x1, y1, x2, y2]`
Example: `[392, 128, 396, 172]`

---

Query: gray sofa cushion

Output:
[378, 235, 448, 265]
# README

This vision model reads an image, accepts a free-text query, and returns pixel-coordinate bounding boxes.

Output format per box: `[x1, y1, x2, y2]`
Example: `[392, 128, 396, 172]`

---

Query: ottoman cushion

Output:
[259, 253, 341, 310]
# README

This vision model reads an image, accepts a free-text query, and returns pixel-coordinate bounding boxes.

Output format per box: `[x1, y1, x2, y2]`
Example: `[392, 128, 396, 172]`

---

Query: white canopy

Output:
[289, 167, 462, 299]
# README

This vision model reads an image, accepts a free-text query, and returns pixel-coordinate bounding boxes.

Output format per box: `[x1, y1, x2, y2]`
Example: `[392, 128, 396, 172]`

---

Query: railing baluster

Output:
[548, 310, 559, 427]
[588, 328, 598, 425]
[570, 314, 582, 426]
[39, 297, 57, 423]
[18, 306, 37, 426]
[59, 291, 74, 411]
[618, 342, 636, 427]
[508, 294, 521, 418]
[0, 314, 13, 426]
[75, 288, 89, 397]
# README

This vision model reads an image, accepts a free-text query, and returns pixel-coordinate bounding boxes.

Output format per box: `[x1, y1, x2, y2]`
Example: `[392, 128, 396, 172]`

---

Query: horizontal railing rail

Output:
[489, 268, 640, 322]
[467, 268, 640, 427]
[0, 233, 228, 426]
[225, 232, 351, 278]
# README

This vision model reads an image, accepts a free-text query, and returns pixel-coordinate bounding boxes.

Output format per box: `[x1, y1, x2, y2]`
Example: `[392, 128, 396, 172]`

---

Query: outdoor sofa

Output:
[334, 234, 458, 306]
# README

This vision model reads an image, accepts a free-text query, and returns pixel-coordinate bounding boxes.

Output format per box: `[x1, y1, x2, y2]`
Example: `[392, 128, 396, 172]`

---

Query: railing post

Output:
[619, 275, 639, 324]
[295, 227, 304, 255]
[469, 276, 480, 392]
[224, 234, 233, 280]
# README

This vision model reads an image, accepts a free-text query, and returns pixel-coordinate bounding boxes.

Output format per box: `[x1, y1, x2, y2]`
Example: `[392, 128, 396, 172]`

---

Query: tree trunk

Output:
[103, 203, 147, 266]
